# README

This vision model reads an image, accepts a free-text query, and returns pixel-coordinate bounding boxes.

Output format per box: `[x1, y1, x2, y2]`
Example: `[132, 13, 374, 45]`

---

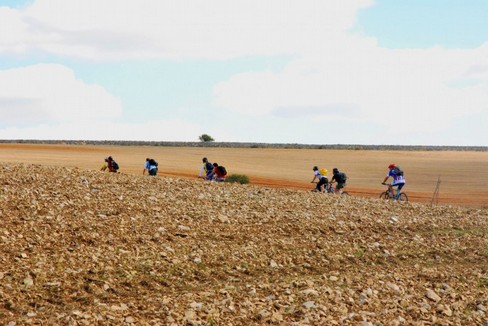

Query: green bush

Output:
[225, 174, 250, 184]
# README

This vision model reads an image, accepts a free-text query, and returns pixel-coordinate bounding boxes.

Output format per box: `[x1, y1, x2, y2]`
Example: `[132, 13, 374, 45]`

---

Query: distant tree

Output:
[199, 134, 215, 142]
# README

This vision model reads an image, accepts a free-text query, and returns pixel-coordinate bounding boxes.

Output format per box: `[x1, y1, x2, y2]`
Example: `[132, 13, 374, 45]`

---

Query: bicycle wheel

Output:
[379, 191, 390, 200]
[397, 193, 408, 202]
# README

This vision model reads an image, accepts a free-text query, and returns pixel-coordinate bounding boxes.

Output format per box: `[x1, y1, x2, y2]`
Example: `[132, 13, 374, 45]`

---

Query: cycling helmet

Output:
[388, 163, 396, 169]
[313, 166, 318, 171]
[202, 157, 208, 162]
[333, 168, 339, 174]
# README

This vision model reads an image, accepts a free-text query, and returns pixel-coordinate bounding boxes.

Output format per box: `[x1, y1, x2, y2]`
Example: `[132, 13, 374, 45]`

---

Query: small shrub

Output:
[225, 174, 250, 184]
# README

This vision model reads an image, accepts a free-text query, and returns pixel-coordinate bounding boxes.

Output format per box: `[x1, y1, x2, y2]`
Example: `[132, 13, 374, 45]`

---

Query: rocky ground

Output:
[0, 163, 487, 325]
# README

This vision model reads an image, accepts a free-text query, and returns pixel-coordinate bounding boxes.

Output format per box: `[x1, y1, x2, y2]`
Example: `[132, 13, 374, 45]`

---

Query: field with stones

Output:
[0, 163, 487, 325]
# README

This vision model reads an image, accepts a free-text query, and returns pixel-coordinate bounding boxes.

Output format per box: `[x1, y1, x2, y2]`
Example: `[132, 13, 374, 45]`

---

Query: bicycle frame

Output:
[325, 183, 335, 193]
[387, 184, 395, 198]
[313, 181, 349, 196]
[326, 182, 349, 195]
[380, 184, 408, 202]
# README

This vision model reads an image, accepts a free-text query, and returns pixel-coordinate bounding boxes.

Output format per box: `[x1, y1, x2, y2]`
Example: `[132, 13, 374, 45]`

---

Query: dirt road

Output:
[1, 143, 487, 207]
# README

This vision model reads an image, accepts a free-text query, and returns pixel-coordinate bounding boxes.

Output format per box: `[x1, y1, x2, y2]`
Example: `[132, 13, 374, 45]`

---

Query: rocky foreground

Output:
[0, 163, 487, 325]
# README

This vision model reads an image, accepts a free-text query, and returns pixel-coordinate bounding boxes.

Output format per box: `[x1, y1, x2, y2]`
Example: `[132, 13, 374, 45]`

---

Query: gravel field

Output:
[0, 163, 487, 325]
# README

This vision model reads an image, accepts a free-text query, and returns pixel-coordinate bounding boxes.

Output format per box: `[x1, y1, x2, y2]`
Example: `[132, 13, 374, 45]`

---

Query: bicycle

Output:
[325, 182, 349, 196]
[380, 183, 408, 202]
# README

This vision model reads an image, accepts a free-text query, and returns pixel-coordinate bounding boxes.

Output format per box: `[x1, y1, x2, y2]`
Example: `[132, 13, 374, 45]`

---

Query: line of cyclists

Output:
[310, 163, 406, 198]
[101, 155, 406, 198]
[101, 156, 228, 181]
[101, 156, 160, 176]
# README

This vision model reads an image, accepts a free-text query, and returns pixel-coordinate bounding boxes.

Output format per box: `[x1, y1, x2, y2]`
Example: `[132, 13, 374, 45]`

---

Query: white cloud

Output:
[0, 0, 374, 60]
[0, 64, 122, 124]
[214, 43, 488, 133]
[1, 0, 487, 145]
[0, 63, 231, 141]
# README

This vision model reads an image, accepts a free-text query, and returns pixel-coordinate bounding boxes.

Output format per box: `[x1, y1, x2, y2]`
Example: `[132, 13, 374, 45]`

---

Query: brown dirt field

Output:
[1, 143, 487, 207]
[1, 163, 487, 324]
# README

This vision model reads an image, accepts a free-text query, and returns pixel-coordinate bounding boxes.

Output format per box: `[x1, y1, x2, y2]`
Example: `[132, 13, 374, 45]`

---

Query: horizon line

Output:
[0, 139, 487, 151]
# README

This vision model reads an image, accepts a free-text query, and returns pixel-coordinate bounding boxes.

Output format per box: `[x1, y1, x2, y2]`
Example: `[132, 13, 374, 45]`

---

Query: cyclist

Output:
[143, 158, 158, 176]
[208, 162, 227, 182]
[198, 157, 215, 180]
[382, 163, 405, 199]
[101, 156, 118, 173]
[330, 168, 347, 194]
[311, 166, 328, 192]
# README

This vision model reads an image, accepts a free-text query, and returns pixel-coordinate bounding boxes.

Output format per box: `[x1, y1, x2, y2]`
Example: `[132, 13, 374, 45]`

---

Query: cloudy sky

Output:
[0, 0, 487, 145]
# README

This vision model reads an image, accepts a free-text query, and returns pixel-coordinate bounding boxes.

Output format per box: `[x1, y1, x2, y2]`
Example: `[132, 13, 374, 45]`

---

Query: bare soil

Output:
[1, 143, 487, 207]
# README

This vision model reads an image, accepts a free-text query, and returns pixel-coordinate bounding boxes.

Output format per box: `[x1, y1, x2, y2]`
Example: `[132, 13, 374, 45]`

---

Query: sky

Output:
[0, 0, 487, 146]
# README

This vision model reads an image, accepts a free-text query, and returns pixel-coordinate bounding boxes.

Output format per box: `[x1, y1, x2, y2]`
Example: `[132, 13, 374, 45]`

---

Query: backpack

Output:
[393, 166, 404, 176]
[218, 166, 227, 176]
[111, 161, 119, 170]
[148, 158, 158, 167]
[336, 172, 347, 183]
[319, 168, 328, 176]
[205, 162, 214, 172]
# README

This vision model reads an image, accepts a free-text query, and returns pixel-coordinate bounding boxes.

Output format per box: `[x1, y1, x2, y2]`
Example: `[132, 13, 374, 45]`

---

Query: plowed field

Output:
[0, 162, 487, 325]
